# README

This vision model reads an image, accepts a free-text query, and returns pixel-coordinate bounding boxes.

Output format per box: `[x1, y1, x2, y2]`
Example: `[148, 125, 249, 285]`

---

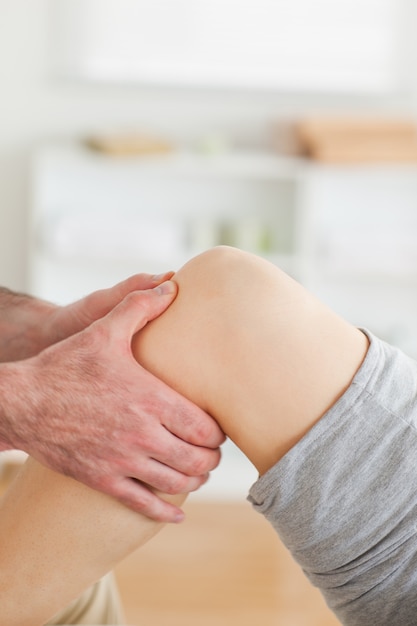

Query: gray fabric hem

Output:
[248, 330, 417, 625]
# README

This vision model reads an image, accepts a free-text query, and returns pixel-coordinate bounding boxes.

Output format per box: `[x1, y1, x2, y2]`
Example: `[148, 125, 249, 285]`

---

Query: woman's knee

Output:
[175, 245, 257, 298]
[173, 245, 295, 327]
[132, 246, 267, 409]
[132, 245, 294, 416]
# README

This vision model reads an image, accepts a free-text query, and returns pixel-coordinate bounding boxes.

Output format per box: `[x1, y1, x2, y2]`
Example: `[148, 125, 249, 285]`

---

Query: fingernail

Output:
[174, 511, 185, 523]
[152, 272, 174, 283]
[154, 280, 176, 296]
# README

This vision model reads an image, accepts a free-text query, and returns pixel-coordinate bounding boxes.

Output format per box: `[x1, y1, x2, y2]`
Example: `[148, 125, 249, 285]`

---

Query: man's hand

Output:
[0, 279, 224, 522]
[0, 273, 174, 361]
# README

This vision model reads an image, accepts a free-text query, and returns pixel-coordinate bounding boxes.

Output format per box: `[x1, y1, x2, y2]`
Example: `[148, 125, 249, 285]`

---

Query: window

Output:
[49, 0, 406, 92]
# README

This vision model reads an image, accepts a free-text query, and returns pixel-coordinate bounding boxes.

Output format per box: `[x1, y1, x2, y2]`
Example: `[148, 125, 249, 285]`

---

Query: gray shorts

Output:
[248, 330, 417, 626]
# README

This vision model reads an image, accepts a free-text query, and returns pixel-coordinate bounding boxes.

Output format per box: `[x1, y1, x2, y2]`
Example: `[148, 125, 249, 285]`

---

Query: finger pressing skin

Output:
[161, 398, 226, 449]
[111, 476, 186, 523]
[119, 364, 225, 452]
[125, 458, 211, 495]
[129, 432, 222, 478]
[101, 282, 179, 346]
[98, 271, 175, 306]
[54, 271, 176, 337]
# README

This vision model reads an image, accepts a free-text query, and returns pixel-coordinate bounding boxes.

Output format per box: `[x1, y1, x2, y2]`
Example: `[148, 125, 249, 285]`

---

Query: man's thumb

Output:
[102, 280, 178, 340]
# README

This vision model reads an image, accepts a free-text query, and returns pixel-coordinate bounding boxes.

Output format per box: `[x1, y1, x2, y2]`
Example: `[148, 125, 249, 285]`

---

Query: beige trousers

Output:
[46, 572, 124, 625]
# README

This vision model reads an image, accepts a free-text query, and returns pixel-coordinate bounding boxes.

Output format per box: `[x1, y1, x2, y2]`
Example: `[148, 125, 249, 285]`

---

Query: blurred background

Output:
[2, 1, 417, 623]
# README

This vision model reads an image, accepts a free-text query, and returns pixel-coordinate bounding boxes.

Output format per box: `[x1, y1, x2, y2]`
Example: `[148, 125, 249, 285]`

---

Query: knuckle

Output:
[130, 432, 156, 457]
[113, 291, 149, 322]
[128, 289, 160, 312]
[185, 413, 224, 447]
[187, 453, 210, 476]
[180, 448, 218, 477]
[89, 472, 117, 496]
[119, 481, 174, 522]
[123, 290, 160, 323]
[121, 482, 152, 511]
[124, 290, 147, 307]
[85, 321, 109, 351]
[165, 474, 189, 495]
[193, 419, 217, 443]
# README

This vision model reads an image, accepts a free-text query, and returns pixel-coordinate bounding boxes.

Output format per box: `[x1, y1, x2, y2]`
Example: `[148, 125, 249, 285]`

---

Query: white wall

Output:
[1, 0, 417, 291]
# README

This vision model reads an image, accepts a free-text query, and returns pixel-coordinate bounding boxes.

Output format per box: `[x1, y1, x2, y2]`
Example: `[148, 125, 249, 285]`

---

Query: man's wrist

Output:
[0, 360, 37, 453]
[0, 288, 57, 362]
[0, 362, 19, 451]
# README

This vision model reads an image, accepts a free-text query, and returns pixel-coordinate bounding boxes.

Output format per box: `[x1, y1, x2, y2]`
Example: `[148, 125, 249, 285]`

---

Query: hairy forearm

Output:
[0, 361, 31, 451]
[0, 286, 33, 308]
[0, 288, 56, 362]
[0, 354, 71, 457]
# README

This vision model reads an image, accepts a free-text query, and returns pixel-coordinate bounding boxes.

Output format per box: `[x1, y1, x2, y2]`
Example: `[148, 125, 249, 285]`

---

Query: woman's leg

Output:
[0, 457, 184, 626]
[3, 246, 404, 626]
[133, 246, 368, 474]
[134, 247, 417, 626]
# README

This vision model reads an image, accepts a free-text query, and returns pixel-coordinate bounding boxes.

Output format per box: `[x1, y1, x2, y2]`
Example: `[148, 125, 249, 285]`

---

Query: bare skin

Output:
[0, 458, 185, 626]
[134, 246, 368, 474]
[0, 275, 224, 522]
[0, 247, 368, 625]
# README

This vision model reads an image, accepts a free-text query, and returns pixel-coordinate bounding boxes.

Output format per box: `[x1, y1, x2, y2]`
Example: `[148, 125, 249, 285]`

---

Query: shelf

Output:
[34, 143, 307, 182]
[30, 143, 417, 354]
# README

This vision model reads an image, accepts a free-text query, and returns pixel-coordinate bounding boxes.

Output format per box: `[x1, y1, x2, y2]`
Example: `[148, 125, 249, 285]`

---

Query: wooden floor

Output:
[115, 500, 341, 626]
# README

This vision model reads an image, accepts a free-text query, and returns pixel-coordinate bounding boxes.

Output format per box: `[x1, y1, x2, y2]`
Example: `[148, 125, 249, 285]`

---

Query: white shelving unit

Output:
[29, 144, 311, 304]
[29, 144, 417, 496]
[30, 144, 417, 349]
